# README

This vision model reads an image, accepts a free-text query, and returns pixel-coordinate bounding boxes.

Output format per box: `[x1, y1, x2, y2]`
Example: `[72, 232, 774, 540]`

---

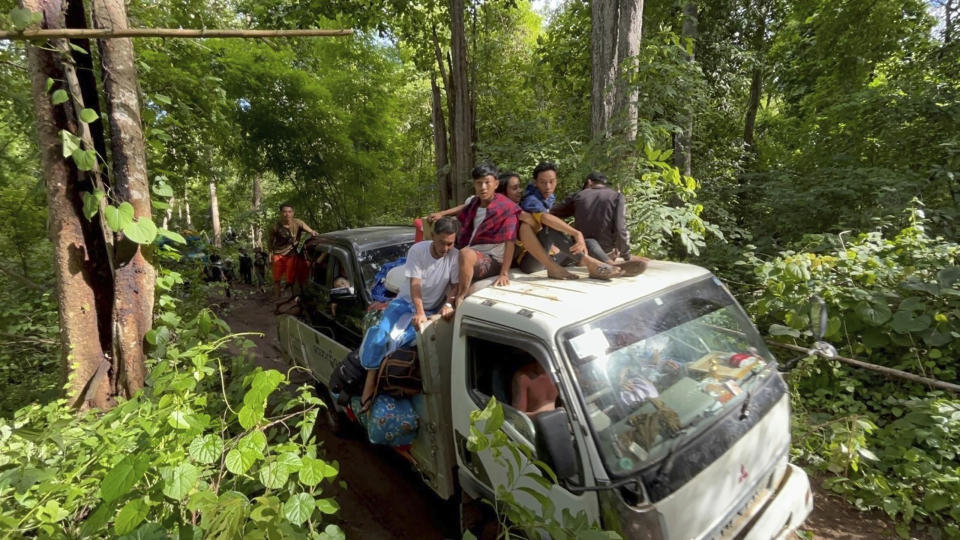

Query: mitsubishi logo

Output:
[738, 465, 749, 484]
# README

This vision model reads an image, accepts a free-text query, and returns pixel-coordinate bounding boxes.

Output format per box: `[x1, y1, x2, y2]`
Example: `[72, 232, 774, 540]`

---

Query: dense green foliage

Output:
[1, 262, 344, 538]
[729, 206, 960, 535]
[1, 0, 959, 536]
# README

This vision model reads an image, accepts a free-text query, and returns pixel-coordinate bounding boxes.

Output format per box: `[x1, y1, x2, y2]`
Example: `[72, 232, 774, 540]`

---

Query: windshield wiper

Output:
[653, 429, 691, 485]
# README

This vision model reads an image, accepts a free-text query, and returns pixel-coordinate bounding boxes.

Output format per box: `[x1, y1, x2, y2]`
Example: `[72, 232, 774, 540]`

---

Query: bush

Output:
[735, 204, 960, 536]
[0, 267, 343, 538]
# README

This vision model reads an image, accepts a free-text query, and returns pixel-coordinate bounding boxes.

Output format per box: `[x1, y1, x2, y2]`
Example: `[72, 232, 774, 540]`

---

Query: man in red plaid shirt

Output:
[454, 164, 521, 306]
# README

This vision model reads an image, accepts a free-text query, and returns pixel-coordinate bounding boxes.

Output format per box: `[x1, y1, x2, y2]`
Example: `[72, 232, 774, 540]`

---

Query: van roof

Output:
[462, 260, 712, 332]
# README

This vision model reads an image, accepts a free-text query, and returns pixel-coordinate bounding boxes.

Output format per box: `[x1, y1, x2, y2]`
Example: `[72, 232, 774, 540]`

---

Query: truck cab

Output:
[299, 226, 414, 348]
[279, 228, 812, 538]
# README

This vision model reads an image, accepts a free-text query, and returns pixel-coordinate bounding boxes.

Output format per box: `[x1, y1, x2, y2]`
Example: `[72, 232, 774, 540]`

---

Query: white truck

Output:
[279, 228, 813, 538]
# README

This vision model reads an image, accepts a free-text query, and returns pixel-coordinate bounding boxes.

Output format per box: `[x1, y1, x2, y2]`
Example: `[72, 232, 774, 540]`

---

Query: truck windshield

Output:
[560, 276, 776, 476]
[358, 242, 414, 292]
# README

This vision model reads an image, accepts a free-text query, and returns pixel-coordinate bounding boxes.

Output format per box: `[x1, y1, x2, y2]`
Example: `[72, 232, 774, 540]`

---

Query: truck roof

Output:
[317, 226, 415, 252]
[462, 260, 713, 333]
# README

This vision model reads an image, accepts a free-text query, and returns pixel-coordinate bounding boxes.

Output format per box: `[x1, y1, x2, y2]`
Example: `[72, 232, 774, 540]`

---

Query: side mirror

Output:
[330, 286, 355, 299]
[809, 295, 828, 341]
[533, 408, 578, 482]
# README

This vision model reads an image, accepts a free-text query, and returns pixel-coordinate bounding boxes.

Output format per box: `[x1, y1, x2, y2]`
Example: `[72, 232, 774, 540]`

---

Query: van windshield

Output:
[358, 242, 414, 292]
[560, 276, 776, 476]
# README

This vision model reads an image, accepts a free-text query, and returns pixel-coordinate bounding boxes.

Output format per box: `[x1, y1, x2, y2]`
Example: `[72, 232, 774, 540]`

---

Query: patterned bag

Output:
[361, 394, 419, 446]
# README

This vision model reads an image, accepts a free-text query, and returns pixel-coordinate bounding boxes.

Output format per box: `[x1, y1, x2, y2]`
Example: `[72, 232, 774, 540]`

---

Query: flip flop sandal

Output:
[589, 264, 622, 281]
[616, 259, 648, 277]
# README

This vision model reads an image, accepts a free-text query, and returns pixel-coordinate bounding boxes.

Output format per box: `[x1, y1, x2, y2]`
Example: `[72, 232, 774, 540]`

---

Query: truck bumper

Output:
[740, 463, 813, 540]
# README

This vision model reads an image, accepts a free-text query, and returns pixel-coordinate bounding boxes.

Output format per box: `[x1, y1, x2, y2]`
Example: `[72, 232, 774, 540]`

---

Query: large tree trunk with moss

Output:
[449, 0, 474, 203]
[23, 0, 113, 408]
[591, 0, 643, 142]
[93, 0, 154, 399]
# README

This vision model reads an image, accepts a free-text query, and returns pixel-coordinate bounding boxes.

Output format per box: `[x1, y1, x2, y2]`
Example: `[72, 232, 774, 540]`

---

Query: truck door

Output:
[325, 246, 365, 347]
[450, 325, 600, 527]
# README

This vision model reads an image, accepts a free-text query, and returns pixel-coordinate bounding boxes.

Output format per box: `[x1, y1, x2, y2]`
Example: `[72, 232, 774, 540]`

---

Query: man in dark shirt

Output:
[551, 171, 647, 272]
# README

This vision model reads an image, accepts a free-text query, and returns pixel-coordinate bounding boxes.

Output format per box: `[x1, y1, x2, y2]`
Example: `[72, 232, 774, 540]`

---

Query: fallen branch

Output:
[766, 340, 960, 394]
[0, 27, 353, 41]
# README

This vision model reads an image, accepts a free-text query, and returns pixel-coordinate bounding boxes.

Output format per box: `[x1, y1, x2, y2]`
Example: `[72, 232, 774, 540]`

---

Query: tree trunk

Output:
[673, 1, 696, 176]
[210, 178, 221, 248]
[184, 190, 192, 228]
[448, 0, 474, 204]
[590, 0, 643, 141]
[251, 174, 262, 248]
[92, 0, 154, 399]
[743, 68, 762, 153]
[431, 75, 451, 209]
[22, 0, 113, 408]
[743, 7, 767, 154]
[162, 196, 173, 229]
[945, 0, 956, 44]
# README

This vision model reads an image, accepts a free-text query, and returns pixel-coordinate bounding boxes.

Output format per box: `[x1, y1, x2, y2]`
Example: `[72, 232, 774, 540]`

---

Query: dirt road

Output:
[218, 286, 904, 540]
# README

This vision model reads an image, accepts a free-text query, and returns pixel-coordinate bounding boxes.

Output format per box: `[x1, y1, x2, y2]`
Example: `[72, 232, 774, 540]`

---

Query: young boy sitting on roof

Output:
[454, 164, 522, 307]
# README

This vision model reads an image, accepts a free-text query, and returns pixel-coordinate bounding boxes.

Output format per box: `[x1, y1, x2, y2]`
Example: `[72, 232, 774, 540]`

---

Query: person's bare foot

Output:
[546, 268, 579, 280]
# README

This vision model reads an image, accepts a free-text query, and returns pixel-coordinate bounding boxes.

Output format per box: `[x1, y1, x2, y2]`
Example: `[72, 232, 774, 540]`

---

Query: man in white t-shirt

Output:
[358, 217, 461, 409]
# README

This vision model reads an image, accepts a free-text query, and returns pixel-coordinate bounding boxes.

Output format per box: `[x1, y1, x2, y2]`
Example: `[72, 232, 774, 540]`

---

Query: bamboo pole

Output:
[766, 340, 960, 394]
[0, 27, 353, 40]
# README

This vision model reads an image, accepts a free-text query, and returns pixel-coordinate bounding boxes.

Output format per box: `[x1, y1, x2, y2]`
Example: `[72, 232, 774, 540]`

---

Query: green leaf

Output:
[168, 408, 192, 430]
[161, 462, 199, 500]
[51, 89, 69, 105]
[152, 179, 174, 198]
[104, 202, 134, 232]
[224, 448, 257, 475]
[45, 77, 54, 93]
[238, 404, 263, 429]
[189, 435, 223, 464]
[938, 266, 960, 289]
[60, 129, 81, 158]
[122, 217, 158, 245]
[282, 493, 315, 525]
[276, 452, 303, 473]
[72, 148, 97, 171]
[259, 461, 289, 489]
[10, 8, 38, 30]
[318, 524, 346, 540]
[153, 94, 172, 105]
[79, 502, 115, 537]
[855, 300, 891, 326]
[768, 324, 800, 338]
[114, 498, 149, 535]
[890, 310, 932, 333]
[69, 42, 88, 55]
[315, 497, 339, 515]
[158, 228, 186, 245]
[79, 108, 99, 123]
[82, 190, 104, 220]
[238, 430, 267, 454]
[101, 455, 150, 503]
[298, 457, 337, 487]
[152, 199, 170, 210]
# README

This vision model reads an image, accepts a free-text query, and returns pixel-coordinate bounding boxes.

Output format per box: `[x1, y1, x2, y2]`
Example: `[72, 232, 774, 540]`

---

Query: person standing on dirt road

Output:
[268, 203, 317, 298]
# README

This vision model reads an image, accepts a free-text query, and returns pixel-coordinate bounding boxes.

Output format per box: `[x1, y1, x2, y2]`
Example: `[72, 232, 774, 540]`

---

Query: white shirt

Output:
[398, 241, 460, 310]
